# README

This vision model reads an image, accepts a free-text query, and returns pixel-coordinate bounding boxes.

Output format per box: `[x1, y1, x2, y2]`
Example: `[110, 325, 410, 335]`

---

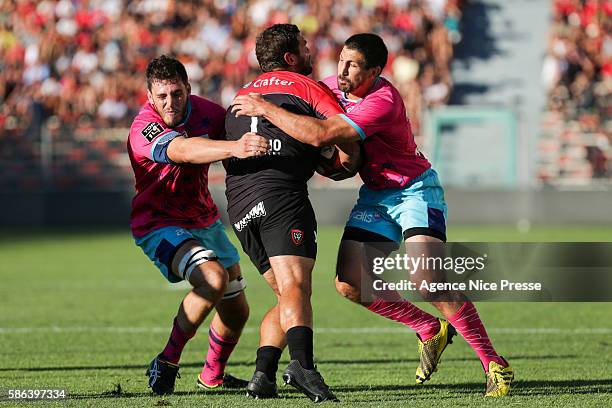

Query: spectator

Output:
[540, 0, 611, 183]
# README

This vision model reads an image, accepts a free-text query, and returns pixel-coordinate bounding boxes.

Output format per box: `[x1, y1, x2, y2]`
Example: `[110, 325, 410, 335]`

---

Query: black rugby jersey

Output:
[224, 71, 343, 219]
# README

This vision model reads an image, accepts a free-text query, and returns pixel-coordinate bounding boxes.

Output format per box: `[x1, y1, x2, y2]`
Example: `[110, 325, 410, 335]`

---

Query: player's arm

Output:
[231, 93, 359, 147]
[167, 132, 269, 164]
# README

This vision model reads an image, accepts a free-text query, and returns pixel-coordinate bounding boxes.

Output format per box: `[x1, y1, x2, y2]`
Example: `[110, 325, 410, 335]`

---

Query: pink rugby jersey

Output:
[322, 75, 431, 190]
[128, 95, 225, 237]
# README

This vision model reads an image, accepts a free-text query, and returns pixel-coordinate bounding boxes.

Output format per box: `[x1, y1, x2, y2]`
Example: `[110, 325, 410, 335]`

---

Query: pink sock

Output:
[199, 327, 238, 386]
[160, 318, 195, 365]
[367, 298, 441, 341]
[447, 301, 505, 371]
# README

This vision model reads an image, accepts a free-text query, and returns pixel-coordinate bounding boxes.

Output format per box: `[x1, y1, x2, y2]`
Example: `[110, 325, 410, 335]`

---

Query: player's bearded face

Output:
[337, 47, 376, 95]
[147, 79, 190, 128]
[296, 35, 313, 76]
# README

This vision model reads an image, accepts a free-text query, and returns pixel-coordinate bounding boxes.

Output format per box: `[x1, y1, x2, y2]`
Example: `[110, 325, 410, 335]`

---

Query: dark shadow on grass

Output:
[334, 379, 612, 396]
[322, 354, 579, 365]
[69, 390, 248, 400]
[68, 387, 306, 401]
[0, 354, 579, 373]
[63, 379, 612, 401]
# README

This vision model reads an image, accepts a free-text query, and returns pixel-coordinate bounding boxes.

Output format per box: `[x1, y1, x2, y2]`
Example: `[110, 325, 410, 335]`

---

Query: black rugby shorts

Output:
[230, 191, 317, 274]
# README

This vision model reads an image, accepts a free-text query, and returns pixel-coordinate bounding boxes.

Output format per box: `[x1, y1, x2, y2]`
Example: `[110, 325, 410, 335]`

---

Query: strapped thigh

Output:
[177, 245, 218, 282]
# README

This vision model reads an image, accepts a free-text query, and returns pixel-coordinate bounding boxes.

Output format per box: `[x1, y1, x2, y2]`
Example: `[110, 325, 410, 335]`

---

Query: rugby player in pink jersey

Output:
[232, 34, 514, 397]
[128, 55, 268, 395]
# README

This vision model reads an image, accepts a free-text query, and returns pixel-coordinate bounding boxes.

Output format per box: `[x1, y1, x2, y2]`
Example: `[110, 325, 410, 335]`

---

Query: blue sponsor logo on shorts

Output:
[349, 209, 381, 223]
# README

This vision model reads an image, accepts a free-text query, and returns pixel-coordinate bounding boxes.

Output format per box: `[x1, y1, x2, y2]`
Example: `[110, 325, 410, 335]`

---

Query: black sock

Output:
[255, 346, 283, 381]
[286, 326, 314, 369]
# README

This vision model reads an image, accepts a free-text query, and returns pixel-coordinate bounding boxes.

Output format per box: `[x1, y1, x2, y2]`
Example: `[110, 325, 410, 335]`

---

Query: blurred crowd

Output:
[540, 0, 611, 182]
[0, 0, 463, 137]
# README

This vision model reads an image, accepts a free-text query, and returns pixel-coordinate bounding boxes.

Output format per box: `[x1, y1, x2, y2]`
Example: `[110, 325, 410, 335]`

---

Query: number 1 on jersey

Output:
[251, 116, 281, 154]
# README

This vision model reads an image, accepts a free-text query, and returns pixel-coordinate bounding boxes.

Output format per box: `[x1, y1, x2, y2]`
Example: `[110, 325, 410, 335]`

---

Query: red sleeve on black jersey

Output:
[238, 72, 343, 119]
[306, 79, 343, 118]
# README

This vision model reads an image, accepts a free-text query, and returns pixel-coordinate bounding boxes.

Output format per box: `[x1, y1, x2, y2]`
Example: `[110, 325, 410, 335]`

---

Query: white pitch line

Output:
[0, 327, 611, 334]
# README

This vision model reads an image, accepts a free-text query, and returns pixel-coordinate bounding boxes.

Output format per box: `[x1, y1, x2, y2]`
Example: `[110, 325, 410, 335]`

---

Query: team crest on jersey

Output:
[291, 229, 304, 246]
[141, 122, 164, 142]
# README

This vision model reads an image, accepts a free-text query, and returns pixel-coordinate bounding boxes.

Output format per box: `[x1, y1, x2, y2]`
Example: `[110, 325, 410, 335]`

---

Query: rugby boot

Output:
[246, 371, 279, 399]
[415, 318, 456, 384]
[146, 354, 180, 395]
[282, 360, 338, 403]
[485, 358, 514, 397]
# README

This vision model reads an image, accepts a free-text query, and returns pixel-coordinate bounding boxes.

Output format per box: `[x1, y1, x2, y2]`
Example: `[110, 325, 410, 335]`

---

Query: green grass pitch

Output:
[1, 225, 611, 407]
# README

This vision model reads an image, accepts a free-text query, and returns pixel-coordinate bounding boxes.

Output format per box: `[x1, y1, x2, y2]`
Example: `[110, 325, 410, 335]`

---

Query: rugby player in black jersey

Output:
[224, 24, 360, 402]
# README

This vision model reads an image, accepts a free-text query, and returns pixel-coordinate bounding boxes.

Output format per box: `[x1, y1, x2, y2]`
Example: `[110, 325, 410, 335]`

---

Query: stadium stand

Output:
[1, 0, 463, 191]
[539, 0, 611, 185]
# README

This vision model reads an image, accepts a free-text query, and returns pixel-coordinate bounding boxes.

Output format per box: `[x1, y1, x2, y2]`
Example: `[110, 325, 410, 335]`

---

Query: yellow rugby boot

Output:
[485, 359, 514, 397]
[415, 318, 456, 384]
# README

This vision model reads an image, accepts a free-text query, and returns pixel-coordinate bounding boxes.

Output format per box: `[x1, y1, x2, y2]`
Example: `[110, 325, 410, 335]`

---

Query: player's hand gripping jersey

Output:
[128, 95, 226, 237]
[224, 71, 344, 219]
[323, 75, 431, 190]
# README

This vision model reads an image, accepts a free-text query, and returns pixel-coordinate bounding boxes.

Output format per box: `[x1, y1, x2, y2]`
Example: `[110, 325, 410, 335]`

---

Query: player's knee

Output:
[335, 276, 361, 303]
[193, 262, 228, 301]
[277, 274, 312, 298]
[221, 278, 250, 324]
[280, 281, 311, 299]
[208, 263, 229, 296]
[177, 245, 219, 283]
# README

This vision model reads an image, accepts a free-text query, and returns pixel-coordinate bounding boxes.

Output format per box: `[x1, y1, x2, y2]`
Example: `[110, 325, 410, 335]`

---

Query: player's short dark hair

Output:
[344, 33, 388, 70]
[145, 55, 188, 90]
[256, 24, 301, 72]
